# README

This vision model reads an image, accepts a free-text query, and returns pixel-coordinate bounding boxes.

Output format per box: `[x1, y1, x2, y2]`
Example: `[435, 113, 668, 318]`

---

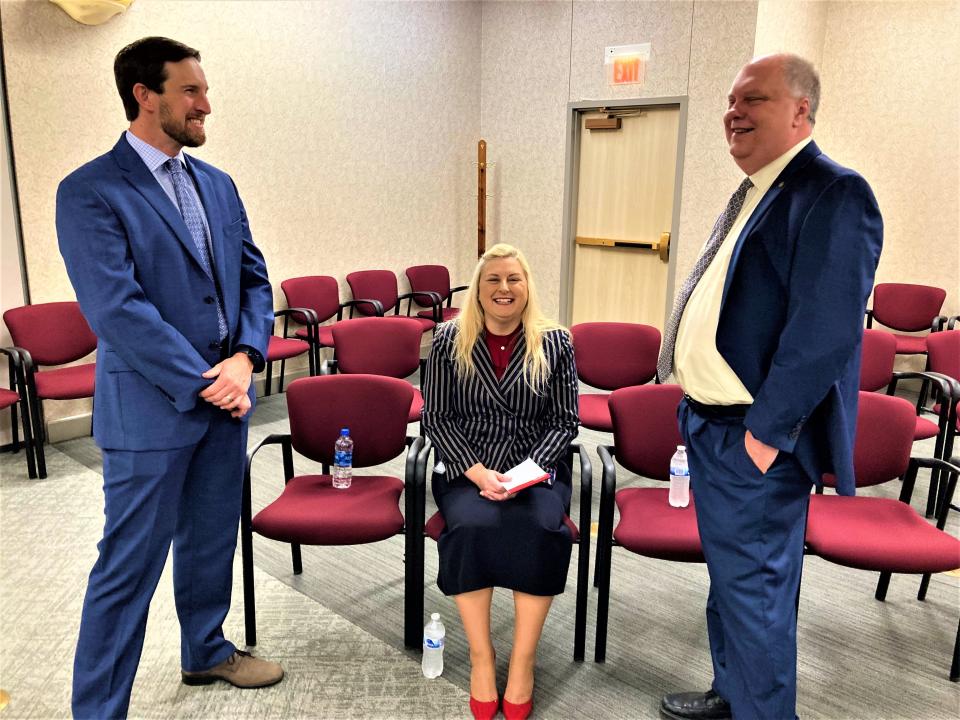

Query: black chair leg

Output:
[875, 571, 892, 601]
[918, 572, 931, 600]
[240, 529, 257, 646]
[291, 543, 303, 574]
[574, 540, 588, 662]
[31, 395, 47, 479]
[264, 360, 273, 397]
[278, 359, 287, 393]
[594, 536, 611, 663]
[951, 618, 959, 682]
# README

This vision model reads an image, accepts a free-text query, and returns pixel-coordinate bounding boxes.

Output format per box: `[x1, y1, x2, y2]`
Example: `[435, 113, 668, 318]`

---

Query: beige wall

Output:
[481, 0, 760, 319]
[1, 0, 482, 427]
[2, 0, 957, 436]
[754, 0, 959, 321]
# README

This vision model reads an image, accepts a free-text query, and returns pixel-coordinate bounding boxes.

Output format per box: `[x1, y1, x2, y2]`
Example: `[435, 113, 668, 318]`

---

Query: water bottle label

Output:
[334, 450, 352, 467]
[423, 637, 444, 650]
[670, 467, 690, 477]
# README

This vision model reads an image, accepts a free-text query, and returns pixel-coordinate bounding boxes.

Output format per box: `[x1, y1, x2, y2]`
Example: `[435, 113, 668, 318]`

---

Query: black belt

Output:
[683, 394, 750, 418]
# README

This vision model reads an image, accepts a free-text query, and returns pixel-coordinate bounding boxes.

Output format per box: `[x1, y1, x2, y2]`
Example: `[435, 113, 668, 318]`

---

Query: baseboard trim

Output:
[43, 367, 315, 444]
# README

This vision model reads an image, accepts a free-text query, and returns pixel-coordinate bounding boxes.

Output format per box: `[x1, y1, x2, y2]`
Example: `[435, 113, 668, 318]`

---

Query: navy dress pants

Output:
[679, 400, 812, 720]
[72, 414, 246, 719]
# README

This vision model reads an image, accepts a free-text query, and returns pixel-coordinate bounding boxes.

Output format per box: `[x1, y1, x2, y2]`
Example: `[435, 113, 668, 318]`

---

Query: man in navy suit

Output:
[57, 37, 280, 718]
[658, 54, 883, 719]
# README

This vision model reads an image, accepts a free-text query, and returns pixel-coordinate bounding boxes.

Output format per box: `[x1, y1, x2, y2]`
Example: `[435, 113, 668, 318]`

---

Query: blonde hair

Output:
[451, 243, 568, 392]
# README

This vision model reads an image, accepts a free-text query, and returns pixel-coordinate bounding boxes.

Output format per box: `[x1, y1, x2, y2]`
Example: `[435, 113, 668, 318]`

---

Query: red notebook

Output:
[501, 458, 550, 494]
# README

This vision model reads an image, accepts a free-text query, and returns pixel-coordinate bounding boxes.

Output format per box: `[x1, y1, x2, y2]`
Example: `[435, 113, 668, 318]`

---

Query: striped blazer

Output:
[421, 322, 579, 481]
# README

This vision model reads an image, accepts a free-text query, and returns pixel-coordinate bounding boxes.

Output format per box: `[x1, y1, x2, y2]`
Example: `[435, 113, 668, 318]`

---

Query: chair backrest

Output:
[859, 328, 897, 391]
[405, 265, 451, 306]
[823, 391, 916, 489]
[927, 330, 960, 381]
[872, 283, 947, 332]
[3, 301, 97, 366]
[332, 317, 423, 378]
[280, 276, 341, 324]
[346, 270, 399, 316]
[570, 322, 661, 390]
[608, 384, 684, 481]
[286, 374, 414, 467]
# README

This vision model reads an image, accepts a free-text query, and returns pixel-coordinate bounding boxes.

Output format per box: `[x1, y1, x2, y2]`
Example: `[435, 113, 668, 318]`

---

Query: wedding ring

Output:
[225, 395, 233, 403]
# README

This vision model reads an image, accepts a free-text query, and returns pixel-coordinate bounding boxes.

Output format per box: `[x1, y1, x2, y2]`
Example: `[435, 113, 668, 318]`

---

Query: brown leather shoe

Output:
[181, 650, 284, 688]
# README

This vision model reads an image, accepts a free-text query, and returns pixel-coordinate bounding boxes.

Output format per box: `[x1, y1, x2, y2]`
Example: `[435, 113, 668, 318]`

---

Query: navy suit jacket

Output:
[57, 134, 273, 451]
[716, 140, 883, 496]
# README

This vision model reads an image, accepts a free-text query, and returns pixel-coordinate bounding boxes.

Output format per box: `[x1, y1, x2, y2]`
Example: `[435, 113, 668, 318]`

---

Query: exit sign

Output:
[605, 43, 650, 86]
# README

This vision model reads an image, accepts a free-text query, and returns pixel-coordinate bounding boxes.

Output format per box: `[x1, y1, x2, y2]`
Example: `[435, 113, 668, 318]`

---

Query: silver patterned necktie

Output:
[164, 158, 228, 341]
[656, 177, 753, 382]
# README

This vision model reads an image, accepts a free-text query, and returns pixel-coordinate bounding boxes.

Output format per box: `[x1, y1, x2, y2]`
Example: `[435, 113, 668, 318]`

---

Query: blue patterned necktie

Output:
[656, 177, 753, 382]
[164, 158, 228, 341]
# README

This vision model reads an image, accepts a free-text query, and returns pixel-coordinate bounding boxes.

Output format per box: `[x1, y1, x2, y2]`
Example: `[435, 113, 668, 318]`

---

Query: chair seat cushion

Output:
[914, 415, 939, 441]
[892, 334, 928, 355]
[295, 325, 335, 347]
[424, 510, 580, 542]
[33, 364, 95, 400]
[398, 315, 436, 333]
[613, 487, 703, 561]
[805, 494, 960, 573]
[578, 393, 612, 432]
[417, 307, 460, 322]
[267, 336, 311, 362]
[252, 474, 404, 545]
[0, 388, 19, 410]
[409, 388, 424, 423]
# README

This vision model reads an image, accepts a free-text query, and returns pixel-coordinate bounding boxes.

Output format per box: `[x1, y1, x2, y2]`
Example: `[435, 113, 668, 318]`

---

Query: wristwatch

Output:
[235, 345, 264, 372]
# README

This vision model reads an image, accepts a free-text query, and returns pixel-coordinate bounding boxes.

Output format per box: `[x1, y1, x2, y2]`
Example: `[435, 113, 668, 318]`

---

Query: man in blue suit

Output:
[657, 54, 883, 719]
[57, 37, 279, 718]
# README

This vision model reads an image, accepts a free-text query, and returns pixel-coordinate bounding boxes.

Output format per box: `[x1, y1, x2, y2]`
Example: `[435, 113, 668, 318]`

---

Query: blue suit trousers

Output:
[680, 400, 812, 720]
[72, 413, 246, 719]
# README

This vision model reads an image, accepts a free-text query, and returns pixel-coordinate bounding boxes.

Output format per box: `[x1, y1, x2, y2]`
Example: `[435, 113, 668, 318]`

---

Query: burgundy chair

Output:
[570, 322, 661, 433]
[346, 270, 437, 335]
[805, 392, 960, 681]
[404, 264, 467, 323]
[280, 276, 373, 373]
[241, 374, 426, 649]
[923, 331, 960, 519]
[414, 444, 593, 661]
[593, 383, 692, 663]
[866, 282, 947, 357]
[860, 328, 939, 440]
[329, 316, 425, 424]
[263, 308, 318, 396]
[0, 346, 37, 478]
[3, 301, 97, 479]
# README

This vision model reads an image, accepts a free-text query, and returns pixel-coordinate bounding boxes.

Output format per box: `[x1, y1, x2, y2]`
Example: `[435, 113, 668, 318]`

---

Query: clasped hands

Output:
[466, 463, 514, 502]
[199, 352, 254, 418]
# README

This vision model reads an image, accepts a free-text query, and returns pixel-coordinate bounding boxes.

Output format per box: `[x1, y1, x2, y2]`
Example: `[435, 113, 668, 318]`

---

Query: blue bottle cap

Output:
[340, 428, 349, 435]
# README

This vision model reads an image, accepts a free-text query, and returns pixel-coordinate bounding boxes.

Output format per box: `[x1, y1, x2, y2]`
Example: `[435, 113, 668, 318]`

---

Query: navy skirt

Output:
[431, 461, 573, 596]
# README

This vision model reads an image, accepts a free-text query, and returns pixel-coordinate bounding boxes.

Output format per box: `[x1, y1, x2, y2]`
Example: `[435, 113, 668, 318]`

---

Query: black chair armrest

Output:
[931, 315, 948, 333]
[887, 370, 955, 414]
[948, 315, 959, 331]
[398, 290, 442, 320]
[0, 346, 21, 366]
[910, 456, 960, 529]
[570, 443, 593, 542]
[339, 298, 384, 319]
[275, 307, 319, 344]
[448, 285, 469, 308]
[597, 444, 618, 539]
[864, 308, 874, 328]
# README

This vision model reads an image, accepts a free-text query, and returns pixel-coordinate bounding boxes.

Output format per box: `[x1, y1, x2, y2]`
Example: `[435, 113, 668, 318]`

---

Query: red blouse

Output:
[484, 326, 522, 379]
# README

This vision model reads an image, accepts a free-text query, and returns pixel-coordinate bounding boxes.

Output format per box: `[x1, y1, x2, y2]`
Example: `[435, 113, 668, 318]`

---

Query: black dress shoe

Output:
[660, 689, 732, 720]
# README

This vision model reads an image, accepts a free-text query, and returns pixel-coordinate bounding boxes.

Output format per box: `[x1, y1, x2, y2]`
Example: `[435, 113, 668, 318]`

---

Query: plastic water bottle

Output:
[333, 428, 353, 490]
[421, 612, 445, 678]
[668, 445, 690, 508]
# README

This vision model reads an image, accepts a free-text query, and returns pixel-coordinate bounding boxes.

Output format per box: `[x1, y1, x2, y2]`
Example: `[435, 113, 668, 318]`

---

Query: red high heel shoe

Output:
[469, 696, 500, 720]
[502, 698, 533, 720]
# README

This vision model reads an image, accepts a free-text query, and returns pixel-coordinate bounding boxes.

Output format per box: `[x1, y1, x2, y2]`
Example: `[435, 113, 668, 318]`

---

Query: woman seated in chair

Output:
[421, 243, 579, 720]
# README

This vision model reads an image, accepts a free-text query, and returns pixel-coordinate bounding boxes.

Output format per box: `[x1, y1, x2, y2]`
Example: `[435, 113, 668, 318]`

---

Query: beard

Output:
[159, 100, 206, 148]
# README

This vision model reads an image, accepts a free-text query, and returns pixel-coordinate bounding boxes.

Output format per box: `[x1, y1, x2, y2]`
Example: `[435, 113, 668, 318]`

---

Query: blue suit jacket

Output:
[57, 134, 273, 451]
[716, 141, 882, 496]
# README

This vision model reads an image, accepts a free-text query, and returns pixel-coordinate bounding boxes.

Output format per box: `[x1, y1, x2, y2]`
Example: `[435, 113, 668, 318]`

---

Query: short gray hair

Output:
[781, 54, 820, 125]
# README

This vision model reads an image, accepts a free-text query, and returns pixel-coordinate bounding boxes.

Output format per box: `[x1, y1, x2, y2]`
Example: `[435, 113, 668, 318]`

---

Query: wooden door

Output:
[570, 106, 680, 330]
